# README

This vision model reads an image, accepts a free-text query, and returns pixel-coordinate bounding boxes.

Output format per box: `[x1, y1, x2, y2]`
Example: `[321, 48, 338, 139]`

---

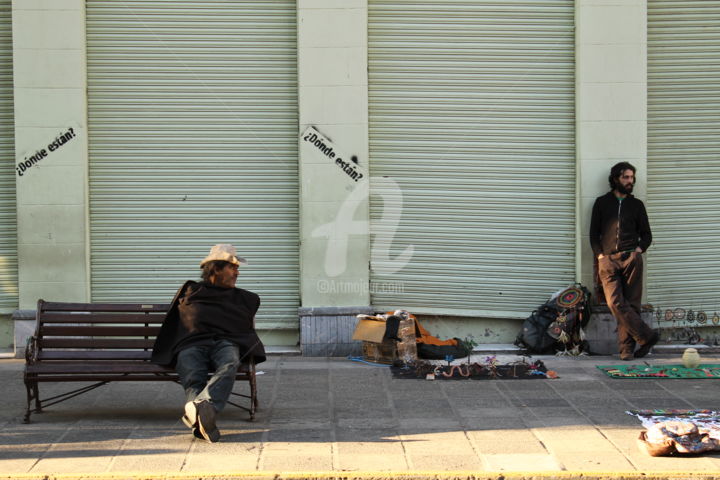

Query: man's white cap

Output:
[200, 244, 248, 267]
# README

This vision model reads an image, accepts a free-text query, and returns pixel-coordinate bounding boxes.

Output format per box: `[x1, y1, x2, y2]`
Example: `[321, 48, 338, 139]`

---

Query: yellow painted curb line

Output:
[2, 472, 720, 480]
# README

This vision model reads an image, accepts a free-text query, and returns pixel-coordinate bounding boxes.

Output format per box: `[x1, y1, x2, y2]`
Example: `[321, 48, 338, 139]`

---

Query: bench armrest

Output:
[25, 336, 38, 364]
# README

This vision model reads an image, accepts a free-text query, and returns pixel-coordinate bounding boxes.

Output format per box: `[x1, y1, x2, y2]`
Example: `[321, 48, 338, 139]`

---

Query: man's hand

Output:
[635, 247, 642, 253]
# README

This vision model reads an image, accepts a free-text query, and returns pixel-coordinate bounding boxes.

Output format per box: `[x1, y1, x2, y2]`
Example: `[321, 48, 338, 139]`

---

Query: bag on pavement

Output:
[514, 303, 561, 354]
[515, 284, 592, 355]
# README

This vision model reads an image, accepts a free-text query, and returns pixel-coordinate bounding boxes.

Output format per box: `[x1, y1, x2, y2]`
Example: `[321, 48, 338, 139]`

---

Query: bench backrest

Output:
[34, 299, 170, 362]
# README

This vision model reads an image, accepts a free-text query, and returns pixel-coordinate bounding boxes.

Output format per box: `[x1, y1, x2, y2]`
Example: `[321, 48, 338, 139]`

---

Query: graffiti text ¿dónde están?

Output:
[16, 127, 77, 177]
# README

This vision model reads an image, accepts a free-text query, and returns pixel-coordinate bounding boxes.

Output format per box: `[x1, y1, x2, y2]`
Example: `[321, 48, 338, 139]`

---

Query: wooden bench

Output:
[23, 300, 257, 423]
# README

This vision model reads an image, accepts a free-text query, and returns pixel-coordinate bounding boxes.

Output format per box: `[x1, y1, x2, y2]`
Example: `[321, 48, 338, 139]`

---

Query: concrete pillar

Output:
[576, 0, 648, 291]
[12, 0, 89, 353]
[297, 1, 370, 354]
[297, 0, 369, 308]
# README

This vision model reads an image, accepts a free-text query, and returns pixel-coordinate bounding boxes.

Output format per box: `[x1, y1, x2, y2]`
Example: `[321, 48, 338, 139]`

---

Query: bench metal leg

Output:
[250, 369, 257, 419]
[226, 370, 257, 421]
[23, 381, 110, 423]
[227, 388, 256, 420]
[24, 381, 39, 423]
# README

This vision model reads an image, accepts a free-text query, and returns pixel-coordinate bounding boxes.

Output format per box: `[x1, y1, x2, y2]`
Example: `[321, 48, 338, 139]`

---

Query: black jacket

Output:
[151, 280, 266, 367]
[589, 191, 652, 256]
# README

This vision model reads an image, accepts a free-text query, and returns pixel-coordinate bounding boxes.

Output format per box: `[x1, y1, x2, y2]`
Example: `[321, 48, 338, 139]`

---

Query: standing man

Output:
[590, 162, 659, 360]
[152, 244, 266, 442]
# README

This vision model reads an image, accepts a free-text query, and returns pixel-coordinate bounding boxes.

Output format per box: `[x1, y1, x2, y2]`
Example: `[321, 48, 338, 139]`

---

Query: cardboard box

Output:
[352, 318, 386, 343]
[362, 340, 398, 364]
[352, 318, 397, 364]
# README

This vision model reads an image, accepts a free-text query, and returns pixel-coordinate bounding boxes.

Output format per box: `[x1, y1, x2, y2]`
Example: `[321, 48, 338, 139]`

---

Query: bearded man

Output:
[589, 162, 659, 361]
[152, 244, 265, 442]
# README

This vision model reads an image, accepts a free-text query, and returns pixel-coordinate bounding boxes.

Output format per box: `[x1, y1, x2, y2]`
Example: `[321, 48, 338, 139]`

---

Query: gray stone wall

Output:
[584, 306, 654, 354]
[299, 306, 374, 357]
[12, 309, 35, 359]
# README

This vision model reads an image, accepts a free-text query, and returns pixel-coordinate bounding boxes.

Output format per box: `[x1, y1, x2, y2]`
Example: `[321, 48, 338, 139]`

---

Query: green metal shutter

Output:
[0, 1, 16, 312]
[647, 1, 720, 314]
[368, 0, 576, 317]
[86, 1, 299, 329]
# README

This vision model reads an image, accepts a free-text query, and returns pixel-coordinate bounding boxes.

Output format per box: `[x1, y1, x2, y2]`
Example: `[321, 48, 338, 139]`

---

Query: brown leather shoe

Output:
[634, 330, 660, 359]
[619, 352, 633, 361]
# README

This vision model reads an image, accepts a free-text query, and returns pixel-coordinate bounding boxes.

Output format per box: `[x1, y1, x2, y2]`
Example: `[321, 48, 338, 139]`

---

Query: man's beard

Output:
[615, 180, 634, 195]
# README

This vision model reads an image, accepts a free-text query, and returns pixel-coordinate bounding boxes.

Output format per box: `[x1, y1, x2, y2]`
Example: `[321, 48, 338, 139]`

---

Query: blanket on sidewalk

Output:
[628, 409, 720, 456]
[597, 364, 720, 379]
[391, 358, 558, 380]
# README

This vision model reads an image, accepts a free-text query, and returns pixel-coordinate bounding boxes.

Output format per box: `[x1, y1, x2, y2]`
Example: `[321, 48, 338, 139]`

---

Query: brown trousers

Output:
[597, 251, 653, 354]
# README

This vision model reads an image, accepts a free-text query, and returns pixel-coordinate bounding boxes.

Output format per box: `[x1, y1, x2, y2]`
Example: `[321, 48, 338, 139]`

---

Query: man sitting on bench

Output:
[151, 244, 266, 443]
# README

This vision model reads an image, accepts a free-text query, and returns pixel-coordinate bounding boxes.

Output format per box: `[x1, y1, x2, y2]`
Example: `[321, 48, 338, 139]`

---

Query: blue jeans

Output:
[175, 339, 240, 412]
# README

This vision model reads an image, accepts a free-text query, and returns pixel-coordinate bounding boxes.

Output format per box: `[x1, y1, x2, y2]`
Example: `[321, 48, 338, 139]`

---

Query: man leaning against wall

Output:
[589, 162, 660, 361]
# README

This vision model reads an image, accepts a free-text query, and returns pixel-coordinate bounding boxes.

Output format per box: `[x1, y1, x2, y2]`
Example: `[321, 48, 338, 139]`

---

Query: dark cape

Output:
[151, 280, 266, 367]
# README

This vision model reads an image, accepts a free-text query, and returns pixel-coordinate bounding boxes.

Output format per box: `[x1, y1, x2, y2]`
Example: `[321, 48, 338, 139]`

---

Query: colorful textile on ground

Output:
[628, 409, 720, 456]
[630, 409, 717, 417]
[629, 409, 720, 432]
[597, 364, 720, 379]
[556, 286, 584, 309]
[390, 358, 558, 380]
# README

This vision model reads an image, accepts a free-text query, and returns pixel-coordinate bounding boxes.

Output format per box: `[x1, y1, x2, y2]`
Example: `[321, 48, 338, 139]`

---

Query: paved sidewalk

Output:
[0, 353, 718, 480]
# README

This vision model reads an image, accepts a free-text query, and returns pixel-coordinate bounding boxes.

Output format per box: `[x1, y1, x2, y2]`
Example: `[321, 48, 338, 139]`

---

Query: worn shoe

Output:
[181, 401, 197, 429]
[634, 330, 660, 359]
[195, 400, 221, 443]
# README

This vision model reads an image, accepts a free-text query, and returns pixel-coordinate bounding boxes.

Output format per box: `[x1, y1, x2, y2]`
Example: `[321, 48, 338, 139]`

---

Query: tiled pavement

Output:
[0, 353, 718, 479]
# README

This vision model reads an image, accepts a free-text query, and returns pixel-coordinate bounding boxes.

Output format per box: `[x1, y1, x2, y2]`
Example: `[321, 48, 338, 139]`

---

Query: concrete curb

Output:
[2, 472, 720, 480]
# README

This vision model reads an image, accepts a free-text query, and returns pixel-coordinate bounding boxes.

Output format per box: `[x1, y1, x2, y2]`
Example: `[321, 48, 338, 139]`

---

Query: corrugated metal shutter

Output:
[368, 0, 576, 317]
[86, 1, 299, 329]
[647, 1, 720, 314]
[0, 1, 17, 313]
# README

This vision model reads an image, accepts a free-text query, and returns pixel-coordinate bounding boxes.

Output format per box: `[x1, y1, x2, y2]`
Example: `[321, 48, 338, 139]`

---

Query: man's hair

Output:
[608, 161, 636, 190]
[201, 260, 232, 283]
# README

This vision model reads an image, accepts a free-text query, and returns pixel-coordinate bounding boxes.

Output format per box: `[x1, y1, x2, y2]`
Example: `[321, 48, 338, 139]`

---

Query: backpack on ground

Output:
[515, 284, 592, 355]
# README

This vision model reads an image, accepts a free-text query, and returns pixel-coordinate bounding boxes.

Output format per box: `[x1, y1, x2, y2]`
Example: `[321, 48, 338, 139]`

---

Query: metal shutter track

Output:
[0, 1, 16, 312]
[647, 1, 720, 312]
[87, 1, 299, 329]
[368, 0, 575, 317]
